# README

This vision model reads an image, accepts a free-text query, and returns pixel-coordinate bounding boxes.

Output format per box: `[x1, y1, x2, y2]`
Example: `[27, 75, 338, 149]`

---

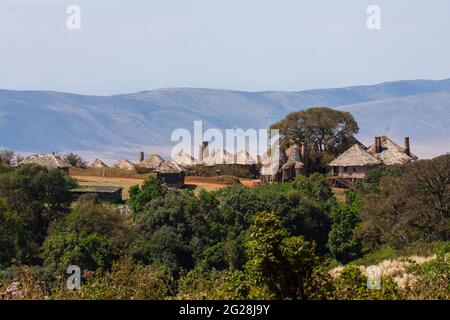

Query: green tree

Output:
[43, 231, 113, 273]
[245, 211, 331, 299]
[271, 107, 359, 172]
[127, 175, 165, 216]
[0, 164, 76, 265]
[327, 204, 361, 263]
[63, 152, 87, 168]
[356, 155, 450, 252]
[43, 196, 135, 273]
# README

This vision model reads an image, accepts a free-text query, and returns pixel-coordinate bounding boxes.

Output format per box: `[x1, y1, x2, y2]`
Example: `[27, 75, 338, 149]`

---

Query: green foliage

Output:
[327, 204, 361, 263]
[132, 189, 227, 274]
[191, 164, 259, 179]
[355, 155, 450, 253]
[351, 247, 398, 266]
[43, 231, 113, 273]
[0, 165, 76, 265]
[63, 152, 87, 168]
[291, 173, 336, 211]
[245, 211, 332, 299]
[407, 249, 450, 299]
[43, 196, 135, 273]
[127, 175, 165, 216]
[57, 257, 174, 300]
[271, 107, 359, 172]
[334, 265, 369, 300]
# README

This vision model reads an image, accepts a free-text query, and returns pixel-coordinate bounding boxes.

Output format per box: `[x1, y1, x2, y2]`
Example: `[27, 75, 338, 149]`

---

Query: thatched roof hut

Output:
[329, 144, 382, 167]
[367, 136, 418, 165]
[90, 159, 108, 168]
[172, 151, 198, 167]
[138, 154, 164, 170]
[113, 159, 136, 171]
[156, 160, 185, 188]
[203, 148, 234, 166]
[21, 154, 71, 171]
[234, 150, 256, 165]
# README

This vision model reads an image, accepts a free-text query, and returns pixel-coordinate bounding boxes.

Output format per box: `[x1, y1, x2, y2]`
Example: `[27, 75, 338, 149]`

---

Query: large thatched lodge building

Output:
[329, 136, 418, 187]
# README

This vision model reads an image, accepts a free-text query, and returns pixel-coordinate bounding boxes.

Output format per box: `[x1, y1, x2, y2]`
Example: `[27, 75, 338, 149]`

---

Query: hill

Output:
[1, 78, 449, 160]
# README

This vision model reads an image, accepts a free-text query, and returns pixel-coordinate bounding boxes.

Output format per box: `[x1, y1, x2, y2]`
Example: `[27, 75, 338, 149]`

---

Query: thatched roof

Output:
[156, 160, 184, 174]
[367, 136, 418, 165]
[138, 154, 164, 170]
[172, 150, 198, 167]
[329, 144, 382, 167]
[113, 159, 136, 171]
[203, 148, 234, 166]
[21, 154, 71, 169]
[234, 150, 256, 165]
[90, 159, 108, 168]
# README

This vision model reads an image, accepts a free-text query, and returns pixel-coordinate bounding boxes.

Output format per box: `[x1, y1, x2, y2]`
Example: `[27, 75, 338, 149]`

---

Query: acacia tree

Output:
[271, 107, 359, 153]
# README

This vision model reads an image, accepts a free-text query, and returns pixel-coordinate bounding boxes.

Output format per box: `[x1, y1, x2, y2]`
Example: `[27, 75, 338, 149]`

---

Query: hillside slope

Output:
[1, 79, 449, 160]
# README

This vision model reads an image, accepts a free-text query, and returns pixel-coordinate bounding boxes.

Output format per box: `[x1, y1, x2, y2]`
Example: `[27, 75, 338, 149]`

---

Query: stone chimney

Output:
[199, 141, 209, 162]
[139, 151, 145, 162]
[404, 137, 411, 156]
[374, 137, 379, 153]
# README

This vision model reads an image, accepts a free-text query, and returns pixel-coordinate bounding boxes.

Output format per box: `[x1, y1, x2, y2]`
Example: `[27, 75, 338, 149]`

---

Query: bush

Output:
[43, 196, 135, 273]
[127, 176, 165, 216]
[56, 257, 175, 300]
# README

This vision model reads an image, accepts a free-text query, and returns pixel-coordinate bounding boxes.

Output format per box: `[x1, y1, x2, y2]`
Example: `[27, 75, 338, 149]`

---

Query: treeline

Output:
[0, 155, 449, 300]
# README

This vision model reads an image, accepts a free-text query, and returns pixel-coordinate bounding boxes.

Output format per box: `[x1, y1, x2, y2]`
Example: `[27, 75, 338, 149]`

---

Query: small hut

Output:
[203, 148, 234, 166]
[138, 154, 164, 171]
[113, 159, 136, 171]
[20, 153, 71, 173]
[90, 159, 108, 168]
[329, 144, 382, 187]
[156, 160, 185, 188]
[71, 186, 123, 203]
[172, 150, 198, 168]
[234, 150, 256, 165]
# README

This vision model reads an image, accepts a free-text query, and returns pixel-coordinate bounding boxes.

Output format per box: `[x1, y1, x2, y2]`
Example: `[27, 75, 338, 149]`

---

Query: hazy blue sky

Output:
[1, 0, 450, 95]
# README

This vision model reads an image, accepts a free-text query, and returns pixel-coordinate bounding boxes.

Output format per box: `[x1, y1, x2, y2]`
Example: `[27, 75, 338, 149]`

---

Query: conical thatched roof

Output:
[90, 159, 108, 168]
[156, 160, 184, 173]
[234, 150, 256, 165]
[138, 154, 164, 170]
[203, 148, 234, 166]
[21, 154, 71, 169]
[172, 150, 198, 167]
[329, 144, 382, 167]
[113, 159, 136, 171]
[367, 136, 418, 165]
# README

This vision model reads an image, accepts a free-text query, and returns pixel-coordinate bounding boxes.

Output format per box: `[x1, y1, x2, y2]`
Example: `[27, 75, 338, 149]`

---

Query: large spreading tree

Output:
[271, 107, 359, 172]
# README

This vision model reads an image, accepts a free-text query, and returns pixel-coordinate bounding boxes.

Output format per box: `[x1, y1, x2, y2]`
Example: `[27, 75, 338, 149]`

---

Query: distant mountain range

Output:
[1, 79, 449, 162]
